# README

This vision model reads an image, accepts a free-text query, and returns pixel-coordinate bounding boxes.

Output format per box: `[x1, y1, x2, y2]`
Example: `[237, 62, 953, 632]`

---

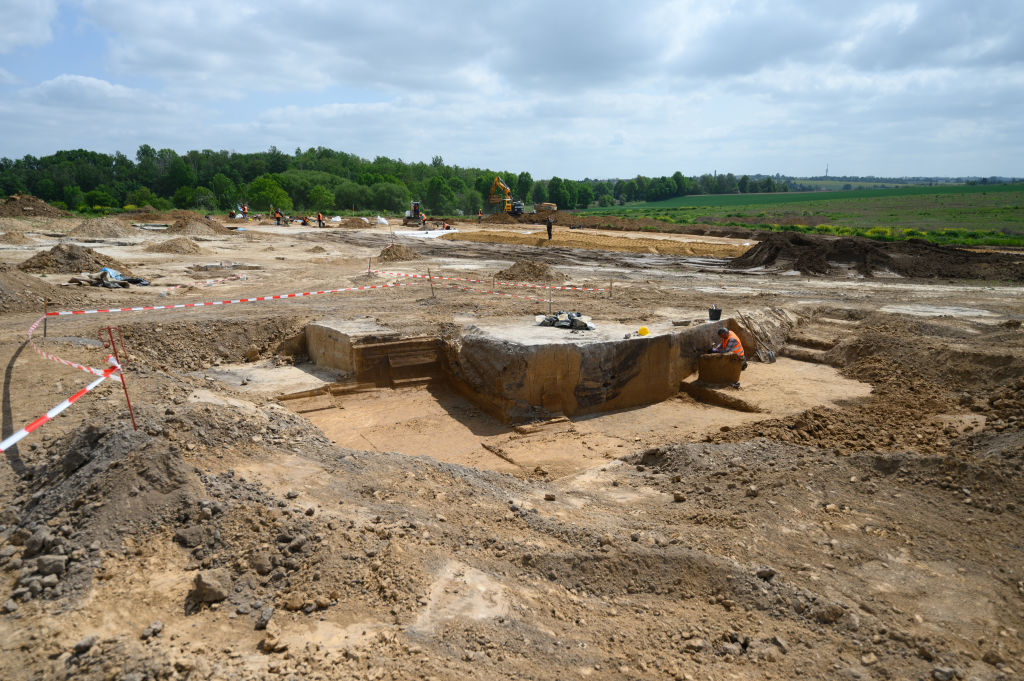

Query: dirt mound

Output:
[483, 212, 518, 224]
[17, 244, 132, 276]
[377, 243, 421, 262]
[68, 217, 136, 238]
[732, 231, 1024, 280]
[0, 263, 90, 312]
[495, 260, 565, 282]
[165, 218, 229, 236]
[144, 237, 206, 255]
[0, 231, 36, 244]
[307, 245, 327, 253]
[0, 193, 69, 218]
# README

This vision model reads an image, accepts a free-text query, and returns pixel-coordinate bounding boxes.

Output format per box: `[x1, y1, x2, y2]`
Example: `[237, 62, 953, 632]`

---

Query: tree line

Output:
[0, 146, 790, 215]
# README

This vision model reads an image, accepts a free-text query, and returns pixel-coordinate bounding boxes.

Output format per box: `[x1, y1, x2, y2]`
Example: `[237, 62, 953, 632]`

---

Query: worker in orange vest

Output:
[477, 209, 482, 222]
[274, 208, 282, 225]
[316, 212, 324, 228]
[712, 327, 747, 386]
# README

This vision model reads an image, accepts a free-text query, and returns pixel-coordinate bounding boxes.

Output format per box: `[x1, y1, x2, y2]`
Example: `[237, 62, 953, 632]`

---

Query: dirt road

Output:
[0, 214, 1021, 680]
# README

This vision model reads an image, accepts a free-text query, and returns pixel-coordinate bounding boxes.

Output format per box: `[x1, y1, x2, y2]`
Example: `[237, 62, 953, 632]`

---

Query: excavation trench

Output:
[269, 313, 870, 477]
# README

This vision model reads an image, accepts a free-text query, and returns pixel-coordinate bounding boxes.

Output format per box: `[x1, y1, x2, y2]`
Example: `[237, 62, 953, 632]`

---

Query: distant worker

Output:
[477, 209, 482, 222]
[242, 204, 248, 220]
[546, 216, 553, 240]
[274, 208, 282, 226]
[421, 213, 427, 227]
[317, 212, 324, 228]
[301, 216, 310, 226]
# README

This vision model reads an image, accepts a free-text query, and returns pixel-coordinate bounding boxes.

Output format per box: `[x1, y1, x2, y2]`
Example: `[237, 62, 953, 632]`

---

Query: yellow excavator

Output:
[487, 176, 525, 216]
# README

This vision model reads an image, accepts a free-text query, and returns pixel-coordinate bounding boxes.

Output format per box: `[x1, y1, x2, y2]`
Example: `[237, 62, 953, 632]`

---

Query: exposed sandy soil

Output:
[0, 215, 1021, 681]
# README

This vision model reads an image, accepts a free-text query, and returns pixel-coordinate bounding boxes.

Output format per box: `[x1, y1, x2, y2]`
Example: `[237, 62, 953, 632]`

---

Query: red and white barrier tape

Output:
[44, 281, 421, 318]
[0, 356, 120, 453]
[372, 269, 608, 292]
[28, 316, 108, 377]
[165, 273, 247, 291]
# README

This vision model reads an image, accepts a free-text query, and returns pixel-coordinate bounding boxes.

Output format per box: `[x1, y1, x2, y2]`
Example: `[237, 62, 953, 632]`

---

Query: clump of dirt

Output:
[68, 217, 136, 238]
[378, 244, 421, 262]
[17, 244, 133, 276]
[165, 218, 230, 236]
[732, 231, 1024, 280]
[0, 231, 36, 245]
[0, 263, 90, 312]
[495, 260, 565, 282]
[483, 212, 518, 224]
[144, 237, 206, 255]
[0, 193, 69, 218]
[307, 245, 327, 253]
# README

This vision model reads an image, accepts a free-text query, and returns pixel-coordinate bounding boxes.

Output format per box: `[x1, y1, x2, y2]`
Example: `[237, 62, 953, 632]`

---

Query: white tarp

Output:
[376, 216, 389, 225]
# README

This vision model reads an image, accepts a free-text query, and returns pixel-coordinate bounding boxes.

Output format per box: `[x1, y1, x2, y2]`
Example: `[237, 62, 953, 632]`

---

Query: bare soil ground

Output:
[0, 213, 1021, 681]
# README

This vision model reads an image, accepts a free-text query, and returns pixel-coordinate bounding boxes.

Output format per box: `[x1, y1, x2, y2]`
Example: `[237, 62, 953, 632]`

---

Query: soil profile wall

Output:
[444, 321, 731, 422]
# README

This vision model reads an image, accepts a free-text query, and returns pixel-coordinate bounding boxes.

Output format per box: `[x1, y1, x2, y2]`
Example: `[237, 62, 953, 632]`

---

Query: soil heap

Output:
[68, 217, 136, 239]
[165, 218, 231, 237]
[0, 231, 36, 245]
[0, 263, 88, 312]
[495, 259, 565, 282]
[731, 231, 1024, 280]
[377, 243, 421, 262]
[17, 244, 132, 276]
[0, 193, 69, 218]
[144, 237, 206, 255]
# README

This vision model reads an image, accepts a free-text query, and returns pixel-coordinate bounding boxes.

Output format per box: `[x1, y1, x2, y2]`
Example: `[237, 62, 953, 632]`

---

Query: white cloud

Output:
[0, 1, 1022, 177]
[0, 67, 17, 85]
[0, 0, 58, 54]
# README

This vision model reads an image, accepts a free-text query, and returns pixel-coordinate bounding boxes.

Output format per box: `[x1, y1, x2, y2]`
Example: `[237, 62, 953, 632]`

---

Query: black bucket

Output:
[708, 307, 722, 321]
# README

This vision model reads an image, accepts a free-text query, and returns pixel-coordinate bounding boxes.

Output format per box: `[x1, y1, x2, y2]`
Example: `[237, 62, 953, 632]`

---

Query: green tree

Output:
[425, 176, 455, 212]
[597, 193, 614, 207]
[193, 186, 216, 211]
[335, 180, 372, 211]
[307, 185, 334, 211]
[738, 175, 750, 193]
[458, 188, 484, 215]
[370, 182, 410, 212]
[247, 175, 292, 211]
[126, 186, 159, 207]
[516, 172, 533, 203]
[575, 183, 594, 209]
[530, 181, 547, 204]
[64, 185, 85, 210]
[211, 173, 238, 209]
[83, 188, 116, 207]
[172, 186, 195, 209]
[619, 179, 638, 202]
[547, 177, 570, 209]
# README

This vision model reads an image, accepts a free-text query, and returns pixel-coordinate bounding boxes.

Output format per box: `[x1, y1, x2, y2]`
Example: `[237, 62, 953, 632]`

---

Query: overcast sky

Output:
[1, 0, 1022, 179]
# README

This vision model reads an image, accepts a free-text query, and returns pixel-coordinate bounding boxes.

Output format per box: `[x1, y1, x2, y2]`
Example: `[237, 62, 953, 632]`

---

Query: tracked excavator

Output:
[487, 176, 525, 216]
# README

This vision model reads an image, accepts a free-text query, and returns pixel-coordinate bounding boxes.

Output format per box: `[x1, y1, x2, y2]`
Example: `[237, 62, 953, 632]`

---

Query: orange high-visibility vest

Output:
[719, 330, 744, 358]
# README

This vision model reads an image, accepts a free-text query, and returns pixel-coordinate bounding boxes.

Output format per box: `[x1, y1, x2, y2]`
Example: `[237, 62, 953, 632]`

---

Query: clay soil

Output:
[0, 216, 1021, 681]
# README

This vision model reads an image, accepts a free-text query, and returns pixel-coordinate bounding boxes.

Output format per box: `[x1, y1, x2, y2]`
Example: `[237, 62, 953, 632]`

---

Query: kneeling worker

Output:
[711, 327, 747, 387]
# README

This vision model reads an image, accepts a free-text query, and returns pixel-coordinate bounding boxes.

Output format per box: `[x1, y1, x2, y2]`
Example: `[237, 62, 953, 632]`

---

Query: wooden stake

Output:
[428, 268, 435, 298]
[609, 279, 613, 299]
[367, 257, 371, 273]
[43, 298, 48, 338]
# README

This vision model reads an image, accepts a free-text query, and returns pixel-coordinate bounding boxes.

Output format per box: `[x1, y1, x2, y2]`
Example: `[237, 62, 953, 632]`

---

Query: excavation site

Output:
[0, 208, 1022, 681]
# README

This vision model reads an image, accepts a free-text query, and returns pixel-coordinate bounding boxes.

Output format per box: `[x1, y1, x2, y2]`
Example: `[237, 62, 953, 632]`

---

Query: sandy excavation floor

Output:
[0, 212, 1022, 681]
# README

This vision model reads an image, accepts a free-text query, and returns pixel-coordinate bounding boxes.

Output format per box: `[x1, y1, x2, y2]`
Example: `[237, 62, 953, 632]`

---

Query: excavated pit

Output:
[274, 313, 870, 477]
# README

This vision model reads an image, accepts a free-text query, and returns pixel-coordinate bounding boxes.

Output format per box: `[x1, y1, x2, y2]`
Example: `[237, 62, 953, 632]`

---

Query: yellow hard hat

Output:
[638, 326, 650, 336]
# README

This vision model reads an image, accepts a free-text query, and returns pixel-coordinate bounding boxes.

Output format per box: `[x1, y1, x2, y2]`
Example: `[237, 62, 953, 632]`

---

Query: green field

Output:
[582, 183, 1024, 246]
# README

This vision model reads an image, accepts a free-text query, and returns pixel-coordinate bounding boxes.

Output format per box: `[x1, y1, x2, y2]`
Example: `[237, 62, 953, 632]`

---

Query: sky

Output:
[0, 0, 1022, 180]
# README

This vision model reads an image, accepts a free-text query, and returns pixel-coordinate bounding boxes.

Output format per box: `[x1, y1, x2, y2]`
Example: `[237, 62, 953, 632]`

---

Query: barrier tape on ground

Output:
[165, 273, 247, 290]
[0, 356, 120, 453]
[28, 316, 108, 377]
[371, 269, 608, 292]
[44, 281, 422, 318]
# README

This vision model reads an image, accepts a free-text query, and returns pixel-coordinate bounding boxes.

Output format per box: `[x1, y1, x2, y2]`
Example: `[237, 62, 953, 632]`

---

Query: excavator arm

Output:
[487, 176, 512, 204]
